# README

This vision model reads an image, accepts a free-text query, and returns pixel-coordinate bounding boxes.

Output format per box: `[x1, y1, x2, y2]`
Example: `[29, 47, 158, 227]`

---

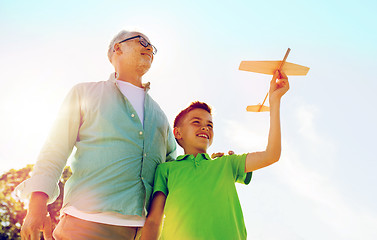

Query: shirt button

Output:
[144, 153, 147, 157]
[139, 131, 143, 135]
[131, 114, 135, 118]
[141, 177, 144, 180]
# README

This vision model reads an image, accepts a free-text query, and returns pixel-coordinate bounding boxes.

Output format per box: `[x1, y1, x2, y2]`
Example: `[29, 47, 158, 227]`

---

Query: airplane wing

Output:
[239, 61, 310, 76]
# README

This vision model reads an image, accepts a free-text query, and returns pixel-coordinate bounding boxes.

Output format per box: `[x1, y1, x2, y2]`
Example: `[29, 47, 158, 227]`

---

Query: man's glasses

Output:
[118, 35, 157, 55]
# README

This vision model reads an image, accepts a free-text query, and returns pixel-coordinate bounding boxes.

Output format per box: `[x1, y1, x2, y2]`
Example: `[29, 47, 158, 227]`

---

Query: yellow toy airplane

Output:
[239, 48, 310, 112]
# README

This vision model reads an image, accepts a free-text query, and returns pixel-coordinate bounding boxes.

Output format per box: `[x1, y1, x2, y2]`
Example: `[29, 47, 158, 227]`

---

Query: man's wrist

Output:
[28, 192, 49, 213]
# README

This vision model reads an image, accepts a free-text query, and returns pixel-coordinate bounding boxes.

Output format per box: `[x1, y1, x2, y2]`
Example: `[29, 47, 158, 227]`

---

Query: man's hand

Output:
[269, 70, 289, 104]
[21, 192, 53, 240]
[21, 213, 53, 240]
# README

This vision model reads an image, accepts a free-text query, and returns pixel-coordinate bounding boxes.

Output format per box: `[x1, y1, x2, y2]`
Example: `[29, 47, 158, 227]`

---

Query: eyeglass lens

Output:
[139, 37, 148, 47]
[139, 37, 157, 54]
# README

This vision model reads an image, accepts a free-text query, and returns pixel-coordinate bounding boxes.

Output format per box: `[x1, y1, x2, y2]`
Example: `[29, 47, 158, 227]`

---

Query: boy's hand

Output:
[269, 70, 289, 104]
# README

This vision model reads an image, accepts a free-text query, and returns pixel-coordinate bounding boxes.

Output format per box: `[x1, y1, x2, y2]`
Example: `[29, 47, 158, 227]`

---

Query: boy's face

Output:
[174, 108, 214, 155]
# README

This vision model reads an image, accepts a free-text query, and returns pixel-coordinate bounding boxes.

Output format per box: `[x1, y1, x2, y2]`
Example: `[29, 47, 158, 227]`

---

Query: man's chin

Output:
[136, 64, 151, 76]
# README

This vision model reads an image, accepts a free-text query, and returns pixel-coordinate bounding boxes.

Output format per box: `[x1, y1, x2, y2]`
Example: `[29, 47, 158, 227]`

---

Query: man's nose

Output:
[145, 44, 153, 52]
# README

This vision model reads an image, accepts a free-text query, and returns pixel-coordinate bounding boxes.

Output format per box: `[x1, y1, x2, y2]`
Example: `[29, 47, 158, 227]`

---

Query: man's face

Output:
[175, 108, 214, 154]
[116, 32, 155, 74]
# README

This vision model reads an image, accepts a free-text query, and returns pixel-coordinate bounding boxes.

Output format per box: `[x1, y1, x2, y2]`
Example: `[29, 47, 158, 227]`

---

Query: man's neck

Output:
[116, 72, 143, 88]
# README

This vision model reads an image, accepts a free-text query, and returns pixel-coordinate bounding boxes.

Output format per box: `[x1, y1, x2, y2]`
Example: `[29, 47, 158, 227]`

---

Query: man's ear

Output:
[173, 127, 182, 140]
[113, 43, 122, 54]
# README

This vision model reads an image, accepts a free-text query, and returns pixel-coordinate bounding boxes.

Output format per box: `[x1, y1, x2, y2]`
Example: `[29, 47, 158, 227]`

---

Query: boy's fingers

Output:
[280, 79, 289, 88]
[278, 70, 288, 80]
[271, 71, 280, 83]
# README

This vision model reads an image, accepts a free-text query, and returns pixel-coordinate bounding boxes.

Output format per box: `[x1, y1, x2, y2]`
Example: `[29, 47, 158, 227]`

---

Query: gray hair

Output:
[107, 30, 132, 63]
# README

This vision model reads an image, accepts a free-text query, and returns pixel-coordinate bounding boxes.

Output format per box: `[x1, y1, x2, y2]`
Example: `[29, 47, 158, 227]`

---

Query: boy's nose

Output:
[201, 126, 208, 131]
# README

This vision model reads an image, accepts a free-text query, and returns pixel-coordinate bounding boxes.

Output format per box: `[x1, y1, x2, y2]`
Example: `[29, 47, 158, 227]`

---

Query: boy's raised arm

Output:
[140, 191, 167, 240]
[245, 70, 289, 173]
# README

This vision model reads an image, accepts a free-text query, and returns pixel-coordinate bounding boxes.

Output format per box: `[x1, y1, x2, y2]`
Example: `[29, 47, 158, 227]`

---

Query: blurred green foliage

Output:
[0, 165, 71, 240]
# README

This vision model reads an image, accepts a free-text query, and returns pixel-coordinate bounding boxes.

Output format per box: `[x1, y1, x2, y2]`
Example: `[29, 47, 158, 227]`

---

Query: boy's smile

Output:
[197, 133, 209, 139]
[174, 108, 214, 156]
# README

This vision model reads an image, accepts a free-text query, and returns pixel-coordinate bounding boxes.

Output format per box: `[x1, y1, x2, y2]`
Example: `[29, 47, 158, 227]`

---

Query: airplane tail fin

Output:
[246, 104, 270, 112]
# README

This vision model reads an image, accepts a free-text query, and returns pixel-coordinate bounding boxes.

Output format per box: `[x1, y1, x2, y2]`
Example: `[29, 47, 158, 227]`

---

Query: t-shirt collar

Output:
[176, 153, 211, 161]
[109, 72, 150, 92]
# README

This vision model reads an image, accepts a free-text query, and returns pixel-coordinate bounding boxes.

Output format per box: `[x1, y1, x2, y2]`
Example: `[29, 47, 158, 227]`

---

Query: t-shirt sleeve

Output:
[229, 154, 252, 185]
[153, 163, 169, 197]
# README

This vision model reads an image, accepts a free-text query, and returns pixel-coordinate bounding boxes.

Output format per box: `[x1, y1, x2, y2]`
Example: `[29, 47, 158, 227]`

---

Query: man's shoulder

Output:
[69, 80, 114, 95]
[70, 73, 115, 89]
[75, 80, 111, 88]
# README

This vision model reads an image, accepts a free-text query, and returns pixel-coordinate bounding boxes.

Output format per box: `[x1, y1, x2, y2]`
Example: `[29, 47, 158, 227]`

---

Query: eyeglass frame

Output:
[118, 35, 157, 55]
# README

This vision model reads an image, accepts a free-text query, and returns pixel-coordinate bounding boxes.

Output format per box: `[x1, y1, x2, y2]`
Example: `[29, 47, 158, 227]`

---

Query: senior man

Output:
[15, 30, 176, 240]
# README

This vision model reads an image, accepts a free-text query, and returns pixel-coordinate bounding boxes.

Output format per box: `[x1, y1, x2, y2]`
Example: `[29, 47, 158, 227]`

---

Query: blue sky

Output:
[1, 0, 377, 239]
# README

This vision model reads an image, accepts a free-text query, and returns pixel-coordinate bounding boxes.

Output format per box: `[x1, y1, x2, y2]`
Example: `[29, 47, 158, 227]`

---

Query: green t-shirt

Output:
[153, 153, 252, 240]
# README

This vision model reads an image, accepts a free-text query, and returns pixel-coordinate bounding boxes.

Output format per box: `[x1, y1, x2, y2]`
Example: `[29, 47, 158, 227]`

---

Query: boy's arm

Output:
[245, 70, 289, 172]
[141, 191, 167, 240]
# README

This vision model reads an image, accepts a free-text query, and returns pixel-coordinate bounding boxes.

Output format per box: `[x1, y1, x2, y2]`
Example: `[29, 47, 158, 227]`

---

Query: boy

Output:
[141, 70, 289, 240]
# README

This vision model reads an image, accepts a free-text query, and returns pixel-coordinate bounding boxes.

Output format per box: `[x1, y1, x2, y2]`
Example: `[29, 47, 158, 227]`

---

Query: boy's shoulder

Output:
[212, 153, 248, 161]
[162, 153, 247, 165]
[157, 154, 203, 170]
[157, 158, 183, 168]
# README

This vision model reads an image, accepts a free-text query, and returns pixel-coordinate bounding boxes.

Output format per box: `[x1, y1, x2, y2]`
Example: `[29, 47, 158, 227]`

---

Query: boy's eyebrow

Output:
[190, 117, 213, 125]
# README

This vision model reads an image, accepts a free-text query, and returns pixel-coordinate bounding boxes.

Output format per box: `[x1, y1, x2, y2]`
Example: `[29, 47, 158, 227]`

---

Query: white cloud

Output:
[275, 104, 377, 239]
[222, 117, 269, 153]
[225, 104, 377, 239]
[297, 104, 321, 142]
[277, 141, 377, 239]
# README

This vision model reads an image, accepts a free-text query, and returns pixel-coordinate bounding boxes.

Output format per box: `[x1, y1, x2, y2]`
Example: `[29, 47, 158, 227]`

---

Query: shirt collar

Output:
[109, 72, 150, 92]
[176, 153, 211, 161]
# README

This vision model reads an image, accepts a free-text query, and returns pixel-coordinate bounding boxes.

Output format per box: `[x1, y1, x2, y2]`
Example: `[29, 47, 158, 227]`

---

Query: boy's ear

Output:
[173, 127, 182, 140]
